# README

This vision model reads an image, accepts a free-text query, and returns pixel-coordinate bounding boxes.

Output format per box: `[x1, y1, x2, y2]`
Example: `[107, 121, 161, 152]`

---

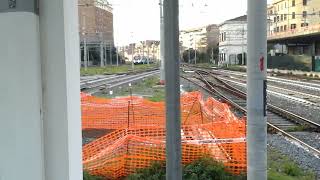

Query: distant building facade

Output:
[219, 15, 247, 65]
[267, 0, 320, 56]
[78, 0, 114, 44]
[180, 24, 219, 53]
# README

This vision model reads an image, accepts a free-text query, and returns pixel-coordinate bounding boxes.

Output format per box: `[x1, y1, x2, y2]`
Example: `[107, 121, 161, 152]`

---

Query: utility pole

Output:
[83, 15, 88, 70]
[194, 35, 197, 64]
[109, 42, 112, 65]
[242, 25, 245, 65]
[100, 32, 104, 67]
[163, 0, 182, 179]
[116, 46, 119, 66]
[247, 0, 267, 179]
[131, 32, 135, 70]
[147, 43, 150, 65]
[160, 0, 165, 84]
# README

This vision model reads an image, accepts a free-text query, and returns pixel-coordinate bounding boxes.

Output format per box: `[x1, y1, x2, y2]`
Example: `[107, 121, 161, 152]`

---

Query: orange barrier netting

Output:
[82, 91, 246, 179]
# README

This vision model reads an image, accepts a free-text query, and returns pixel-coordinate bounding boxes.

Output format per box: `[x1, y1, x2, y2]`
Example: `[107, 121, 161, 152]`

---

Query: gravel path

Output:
[223, 80, 320, 125]
[289, 132, 320, 150]
[268, 81, 320, 97]
[268, 95, 320, 124]
[268, 134, 320, 178]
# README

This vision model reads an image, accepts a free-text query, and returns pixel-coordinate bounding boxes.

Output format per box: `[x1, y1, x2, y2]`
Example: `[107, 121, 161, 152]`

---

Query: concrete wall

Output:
[0, 12, 44, 180]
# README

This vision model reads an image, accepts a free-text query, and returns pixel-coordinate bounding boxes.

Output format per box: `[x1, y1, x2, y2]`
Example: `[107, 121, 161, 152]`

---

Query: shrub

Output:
[126, 157, 246, 180]
[83, 171, 104, 180]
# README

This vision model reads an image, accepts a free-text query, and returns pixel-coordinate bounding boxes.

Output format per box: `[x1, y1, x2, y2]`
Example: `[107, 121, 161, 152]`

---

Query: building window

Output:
[285, 2, 287, 8]
[284, 14, 287, 20]
[292, 0, 295, 6]
[284, 25, 287, 31]
[223, 32, 226, 41]
[274, 17, 277, 22]
[303, 0, 307, 6]
[276, 27, 280, 32]
[281, 14, 284, 21]
[292, 12, 295, 19]
[301, 23, 309, 27]
[280, 26, 283, 31]
[291, 24, 296, 29]
[303, 11, 307, 18]
[277, 16, 280, 22]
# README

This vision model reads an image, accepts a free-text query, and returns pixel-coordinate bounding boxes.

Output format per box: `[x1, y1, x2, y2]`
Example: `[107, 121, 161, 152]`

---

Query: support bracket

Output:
[0, 0, 38, 14]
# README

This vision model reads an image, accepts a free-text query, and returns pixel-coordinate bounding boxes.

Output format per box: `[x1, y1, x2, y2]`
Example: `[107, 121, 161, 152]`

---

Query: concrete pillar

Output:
[163, 0, 182, 179]
[0, 1, 44, 179]
[247, 0, 267, 179]
[39, 0, 83, 180]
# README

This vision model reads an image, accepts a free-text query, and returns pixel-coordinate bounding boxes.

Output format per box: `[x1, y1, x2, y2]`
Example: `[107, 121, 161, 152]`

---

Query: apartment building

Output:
[180, 24, 219, 53]
[219, 15, 247, 65]
[268, 0, 320, 39]
[78, 0, 114, 44]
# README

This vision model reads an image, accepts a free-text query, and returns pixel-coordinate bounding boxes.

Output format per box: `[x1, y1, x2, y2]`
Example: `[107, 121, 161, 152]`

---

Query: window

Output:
[224, 32, 226, 41]
[292, 12, 295, 19]
[281, 14, 284, 21]
[284, 25, 287, 31]
[274, 17, 277, 22]
[285, 2, 287, 8]
[274, 27, 277, 32]
[280, 26, 283, 31]
[303, 11, 307, 18]
[303, 0, 307, 6]
[301, 23, 309, 27]
[292, 0, 295, 6]
[276, 27, 280, 32]
[277, 16, 280, 22]
[284, 14, 287, 20]
[291, 24, 296, 29]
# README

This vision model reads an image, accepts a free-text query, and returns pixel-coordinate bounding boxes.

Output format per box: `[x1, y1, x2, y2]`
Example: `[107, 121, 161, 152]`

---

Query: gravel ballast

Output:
[268, 134, 320, 178]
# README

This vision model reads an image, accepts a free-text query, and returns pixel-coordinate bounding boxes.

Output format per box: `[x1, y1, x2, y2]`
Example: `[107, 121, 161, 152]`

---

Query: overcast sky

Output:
[109, 0, 272, 46]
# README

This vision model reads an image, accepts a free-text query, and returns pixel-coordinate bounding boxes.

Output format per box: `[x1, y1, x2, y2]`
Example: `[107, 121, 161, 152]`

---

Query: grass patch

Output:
[126, 157, 246, 180]
[95, 76, 165, 102]
[286, 125, 309, 132]
[81, 64, 159, 76]
[83, 171, 104, 180]
[268, 148, 315, 180]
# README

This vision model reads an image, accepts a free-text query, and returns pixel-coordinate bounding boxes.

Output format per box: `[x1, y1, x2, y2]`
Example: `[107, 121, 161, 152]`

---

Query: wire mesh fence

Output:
[81, 91, 246, 179]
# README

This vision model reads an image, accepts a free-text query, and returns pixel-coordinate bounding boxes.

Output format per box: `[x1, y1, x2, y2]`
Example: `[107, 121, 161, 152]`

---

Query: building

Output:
[78, 0, 114, 66]
[180, 24, 219, 53]
[219, 15, 247, 65]
[78, 0, 114, 44]
[268, 0, 320, 55]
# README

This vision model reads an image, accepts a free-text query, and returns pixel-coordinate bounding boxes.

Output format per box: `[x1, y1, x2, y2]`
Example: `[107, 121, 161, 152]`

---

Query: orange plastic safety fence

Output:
[81, 91, 247, 179]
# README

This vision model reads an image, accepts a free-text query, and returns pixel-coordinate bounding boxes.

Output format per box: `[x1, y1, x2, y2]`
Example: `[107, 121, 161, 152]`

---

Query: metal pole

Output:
[109, 42, 112, 65]
[84, 36, 88, 70]
[147, 44, 150, 65]
[194, 36, 197, 64]
[242, 25, 245, 65]
[131, 44, 134, 69]
[160, 0, 165, 84]
[116, 47, 119, 66]
[82, 15, 88, 70]
[100, 33, 104, 67]
[163, 0, 182, 179]
[247, 0, 267, 179]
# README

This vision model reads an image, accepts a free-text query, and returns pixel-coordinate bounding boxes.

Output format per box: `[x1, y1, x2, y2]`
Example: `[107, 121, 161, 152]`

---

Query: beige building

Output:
[268, 0, 320, 40]
[78, 0, 114, 44]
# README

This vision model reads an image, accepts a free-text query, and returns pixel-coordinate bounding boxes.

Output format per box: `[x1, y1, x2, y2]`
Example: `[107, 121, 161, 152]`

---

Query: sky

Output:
[108, 0, 272, 46]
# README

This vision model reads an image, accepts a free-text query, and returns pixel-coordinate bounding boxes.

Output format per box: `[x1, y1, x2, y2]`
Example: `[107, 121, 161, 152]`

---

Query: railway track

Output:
[81, 70, 160, 94]
[181, 70, 320, 158]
